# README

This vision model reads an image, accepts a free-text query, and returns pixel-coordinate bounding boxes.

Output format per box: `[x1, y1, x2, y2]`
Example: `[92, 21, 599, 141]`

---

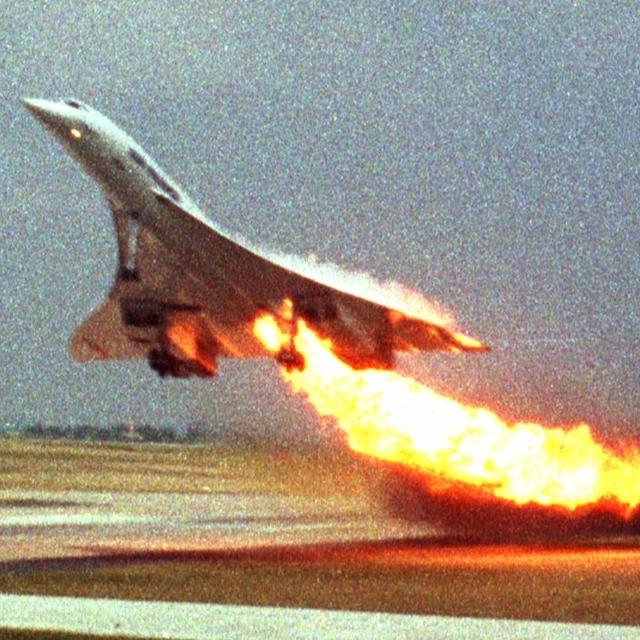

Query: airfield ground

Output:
[0, 436, 376, 497]
[1, 437, 640, 637]
[4, 541, 640, 626]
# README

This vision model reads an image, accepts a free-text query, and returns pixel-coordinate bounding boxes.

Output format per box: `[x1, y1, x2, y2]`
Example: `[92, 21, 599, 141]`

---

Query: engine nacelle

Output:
[290, 294, 394, 371]
[152, 310, 218, 378]
[148, 346, 215, 378]
[120, 299, 219, 378]
[121, 299, 219, 378]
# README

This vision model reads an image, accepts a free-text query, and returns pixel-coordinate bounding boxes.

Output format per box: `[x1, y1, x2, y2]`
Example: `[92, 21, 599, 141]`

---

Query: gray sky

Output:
[1, 2, 638, 443]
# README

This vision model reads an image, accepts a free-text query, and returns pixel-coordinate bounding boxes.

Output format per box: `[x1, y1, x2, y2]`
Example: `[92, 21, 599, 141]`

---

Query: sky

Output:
[1, 2, 638, 445]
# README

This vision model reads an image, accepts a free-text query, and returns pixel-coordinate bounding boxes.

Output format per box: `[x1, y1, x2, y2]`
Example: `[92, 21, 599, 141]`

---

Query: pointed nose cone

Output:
[22, 98, 61, 129]
[22, 97, 49, 116]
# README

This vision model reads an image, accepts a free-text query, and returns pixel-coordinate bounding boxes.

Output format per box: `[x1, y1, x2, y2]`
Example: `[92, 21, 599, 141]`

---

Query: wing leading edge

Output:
[150, 192, 489, 364]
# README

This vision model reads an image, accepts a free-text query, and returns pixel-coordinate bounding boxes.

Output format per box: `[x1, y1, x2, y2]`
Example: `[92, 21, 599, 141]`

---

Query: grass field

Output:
[0, 437, 379, 497]
[1, 632, 141, 640]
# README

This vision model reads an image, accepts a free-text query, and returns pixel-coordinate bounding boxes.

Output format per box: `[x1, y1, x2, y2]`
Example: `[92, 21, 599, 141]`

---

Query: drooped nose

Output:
[22, 98, 62, 129]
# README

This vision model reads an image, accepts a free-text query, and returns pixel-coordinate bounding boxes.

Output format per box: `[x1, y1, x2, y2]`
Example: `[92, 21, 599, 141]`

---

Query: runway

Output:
[0, 488, 437, 563]
[2, 486, 640, 629]
[2, 439, 640, 637]
[2, 594, 638, 639]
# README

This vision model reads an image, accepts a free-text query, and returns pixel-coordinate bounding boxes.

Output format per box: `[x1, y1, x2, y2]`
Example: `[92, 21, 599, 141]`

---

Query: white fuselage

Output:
[22, 98, 205, 224]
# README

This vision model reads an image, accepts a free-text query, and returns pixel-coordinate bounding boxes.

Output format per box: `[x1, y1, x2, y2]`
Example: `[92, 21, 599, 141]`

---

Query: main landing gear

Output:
[274, 307, 305, 372]
[275, 347, 305, 372]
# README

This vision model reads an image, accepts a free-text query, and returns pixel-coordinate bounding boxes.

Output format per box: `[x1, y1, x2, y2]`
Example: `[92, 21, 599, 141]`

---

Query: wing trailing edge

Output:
[69, 293, 148, 362]
[390, 313, 490, 354]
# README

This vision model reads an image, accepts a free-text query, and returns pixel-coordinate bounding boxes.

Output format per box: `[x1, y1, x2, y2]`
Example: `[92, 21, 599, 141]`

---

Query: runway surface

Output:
[3, 594, 638, 639]
[2, 486, 640, 629]
[0, 488, 437, 563]
[2, 440, 640, 636]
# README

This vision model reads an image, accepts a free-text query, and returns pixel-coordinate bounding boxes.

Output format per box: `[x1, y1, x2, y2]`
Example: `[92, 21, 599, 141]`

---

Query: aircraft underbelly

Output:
[133, 224, 268, 358]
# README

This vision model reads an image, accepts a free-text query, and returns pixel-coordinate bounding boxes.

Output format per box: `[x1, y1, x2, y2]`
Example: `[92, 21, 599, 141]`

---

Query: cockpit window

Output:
[128, 148, 181, 201]
[128, 148, 181, 202]
[147, 165, 182, 202]
[66, 100, 84, 110]
[128, 148, 146, 167]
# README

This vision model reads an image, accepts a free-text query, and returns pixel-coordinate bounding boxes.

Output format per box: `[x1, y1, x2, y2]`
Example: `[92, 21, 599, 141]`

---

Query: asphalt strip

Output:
[0, 594, 638, 639]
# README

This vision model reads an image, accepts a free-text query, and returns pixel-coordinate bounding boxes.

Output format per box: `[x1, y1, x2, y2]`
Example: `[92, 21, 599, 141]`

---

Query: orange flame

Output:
[166, 313, 217, 375]
[253, 312, 640, 516]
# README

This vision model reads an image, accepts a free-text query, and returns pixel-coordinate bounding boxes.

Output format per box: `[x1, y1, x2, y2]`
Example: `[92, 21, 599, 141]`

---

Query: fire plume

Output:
[253, 312, 640, 518]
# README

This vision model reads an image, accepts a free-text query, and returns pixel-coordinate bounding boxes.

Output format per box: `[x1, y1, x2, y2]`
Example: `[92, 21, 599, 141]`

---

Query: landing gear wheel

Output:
[275, 310, 305, 371]
[275, 347, 305, 372]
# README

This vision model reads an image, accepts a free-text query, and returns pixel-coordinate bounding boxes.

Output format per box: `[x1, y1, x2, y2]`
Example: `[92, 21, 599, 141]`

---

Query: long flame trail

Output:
[253, 312, 640, 517]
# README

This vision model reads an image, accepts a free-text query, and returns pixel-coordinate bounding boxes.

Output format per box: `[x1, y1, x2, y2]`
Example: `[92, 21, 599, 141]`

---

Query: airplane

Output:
[23, 98, 488, 379]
